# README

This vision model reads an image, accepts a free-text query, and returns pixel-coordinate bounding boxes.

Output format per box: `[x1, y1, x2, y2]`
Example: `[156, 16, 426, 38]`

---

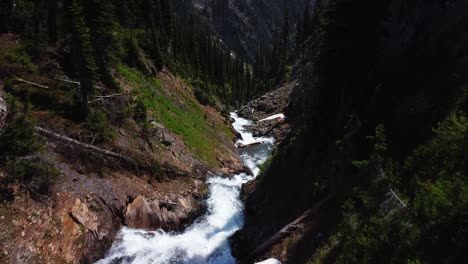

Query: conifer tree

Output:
[279, 6, 290, 78]
[298, 1, 311, 45]
[47, 0, 58, 43]
[83, 0, 120, 89]
[160, 0, 174, 50]
[142, 0, 164, 71]
[67, 0, 98, 120]
[116, 0, 132, 27]
[0, 0, 13, 33]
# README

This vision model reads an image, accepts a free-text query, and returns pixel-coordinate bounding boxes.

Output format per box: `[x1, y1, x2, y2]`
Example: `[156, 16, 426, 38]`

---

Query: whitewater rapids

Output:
[96, 113, 277, 264]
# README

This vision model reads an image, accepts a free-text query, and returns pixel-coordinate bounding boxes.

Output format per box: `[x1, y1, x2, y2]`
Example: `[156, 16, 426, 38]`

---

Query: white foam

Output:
[96, 112, 275, 264]
[231, 112, 275, 147]
[255, 258, 282, 264]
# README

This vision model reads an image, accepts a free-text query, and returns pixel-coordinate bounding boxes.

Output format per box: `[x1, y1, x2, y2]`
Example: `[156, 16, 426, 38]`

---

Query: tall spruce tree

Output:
[83, 0, 120, 90]
[0, 0, 13, 33]
[160, 0, 174, 50]
[67, 0, 98, 120]
[280, 5, 290, 78]
[47, 0, 57, 43]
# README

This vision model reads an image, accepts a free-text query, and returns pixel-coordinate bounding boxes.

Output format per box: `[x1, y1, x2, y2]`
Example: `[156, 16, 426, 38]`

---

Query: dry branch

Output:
[15, 78, 49, 89]
[89, 93, 128, 103]
[54, 78, 81, 86]
[93, 93, 127, 99]
[375, 164, 416, 215]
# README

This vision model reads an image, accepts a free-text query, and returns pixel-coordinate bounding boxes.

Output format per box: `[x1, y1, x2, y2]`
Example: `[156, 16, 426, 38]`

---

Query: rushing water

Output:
[96, 113, 275, 264]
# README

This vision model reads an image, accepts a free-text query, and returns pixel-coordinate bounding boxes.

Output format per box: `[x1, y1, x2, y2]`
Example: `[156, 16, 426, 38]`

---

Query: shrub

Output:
[82, 109, 115, 143]
[134, 100, 147, 123]
[0, 96, 43, 157]
[0, 95, 59, 200]
[0, 41, 37, 76]
[6, 159, 60, 197]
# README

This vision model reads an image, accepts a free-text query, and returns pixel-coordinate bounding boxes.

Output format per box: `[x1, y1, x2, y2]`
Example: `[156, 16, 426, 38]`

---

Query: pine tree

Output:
[298, 1, 311, 44]
[83, 0, 120, 89]
[309, 0, 323, 36]
[279, 6, 290, 80]
[142, 0, 164, 71]
[152, 41, 164, 72]
[160, 0, 174, 50]
[67, 0, 98, 120]
[47, 0, 58, 43]
[116, 0, 132, 27]
[297, 0, 323, 46]
[0, 0, 13, 33]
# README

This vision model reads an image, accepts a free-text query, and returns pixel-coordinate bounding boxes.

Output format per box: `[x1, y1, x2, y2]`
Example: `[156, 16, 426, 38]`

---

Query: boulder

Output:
[160, 130, 175, 146]
[125, 195, 160, 229]
[70, 198, 99, 235]
[125, 195, 201, 231]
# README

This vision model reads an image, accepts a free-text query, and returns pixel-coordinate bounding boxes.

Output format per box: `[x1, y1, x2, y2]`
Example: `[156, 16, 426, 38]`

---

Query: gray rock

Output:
[125, 195, 201, 231]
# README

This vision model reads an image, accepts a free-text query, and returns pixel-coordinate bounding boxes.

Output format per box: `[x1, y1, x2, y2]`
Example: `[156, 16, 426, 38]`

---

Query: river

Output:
[96, 113, 276, 264]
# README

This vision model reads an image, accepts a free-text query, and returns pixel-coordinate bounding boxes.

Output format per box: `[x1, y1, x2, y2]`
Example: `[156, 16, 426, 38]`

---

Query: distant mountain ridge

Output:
[188, 0, 306, 60]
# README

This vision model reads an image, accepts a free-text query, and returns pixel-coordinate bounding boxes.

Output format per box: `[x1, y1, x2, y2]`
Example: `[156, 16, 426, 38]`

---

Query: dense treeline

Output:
[0, 0, 289, 114]
[233, 0, 467, 263]
[0, 0, 296, 203]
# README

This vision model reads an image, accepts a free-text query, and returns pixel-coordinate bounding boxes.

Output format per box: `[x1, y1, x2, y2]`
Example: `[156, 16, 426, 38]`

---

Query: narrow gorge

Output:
[97, 112, 283, 264]
[1, 1, 466, 264]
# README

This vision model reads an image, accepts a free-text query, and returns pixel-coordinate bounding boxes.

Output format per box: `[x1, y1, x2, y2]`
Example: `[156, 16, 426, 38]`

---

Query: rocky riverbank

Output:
[237, 82, 295, 144]
[0, 45, 244, 263]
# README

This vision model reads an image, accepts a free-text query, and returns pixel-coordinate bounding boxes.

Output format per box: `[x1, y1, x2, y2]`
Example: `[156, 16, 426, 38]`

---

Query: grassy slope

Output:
[116, 64, 234, 167]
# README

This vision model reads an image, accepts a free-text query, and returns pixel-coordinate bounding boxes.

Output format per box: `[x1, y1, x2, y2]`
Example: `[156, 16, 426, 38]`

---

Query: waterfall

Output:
[96, 113, 277, 264]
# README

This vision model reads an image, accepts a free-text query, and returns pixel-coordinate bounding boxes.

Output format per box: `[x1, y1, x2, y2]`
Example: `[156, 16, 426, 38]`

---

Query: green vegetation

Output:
[117, 64, 231, 165]
[1, 0, 291, 112]
[0, 43, 36, 73]
[335, 113, 467, 264]
[0, 96, 58, 200]
[81, 109, 116, 144]
[67, 0, 99, 120]
[233, 0, 468, 262]
[0, 0, 252, 169]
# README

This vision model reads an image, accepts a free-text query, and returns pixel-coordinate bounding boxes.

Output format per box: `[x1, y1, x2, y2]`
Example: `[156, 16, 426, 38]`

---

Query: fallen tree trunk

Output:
[15, 78, 49, 89]
[89, 93, 128, 103]
[34, 126, 136, 165]
[246, 194, 333, 260]
[34, 126, 190, 177]
[237, 142, 262, 149]
[93, 93, 127, 99]
[54, 78, 81, 86]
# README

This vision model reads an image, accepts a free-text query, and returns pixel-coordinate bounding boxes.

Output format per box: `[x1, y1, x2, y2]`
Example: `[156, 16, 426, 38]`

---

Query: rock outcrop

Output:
[125, 194, 203, 231]
[237, 83, 295, 143]
[238, 83, 293, 121]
